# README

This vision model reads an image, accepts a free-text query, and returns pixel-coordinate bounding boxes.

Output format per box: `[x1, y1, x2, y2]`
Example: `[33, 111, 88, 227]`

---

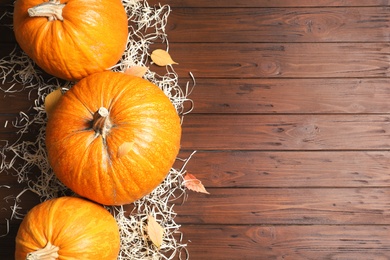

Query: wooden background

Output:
[1, 0, 390, 259]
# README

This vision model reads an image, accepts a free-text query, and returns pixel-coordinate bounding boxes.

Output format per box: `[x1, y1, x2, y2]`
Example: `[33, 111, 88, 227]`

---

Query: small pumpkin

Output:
[13, 0, 128, 81]
[15, 196, 120, 260]
[45, 71, 182, 205]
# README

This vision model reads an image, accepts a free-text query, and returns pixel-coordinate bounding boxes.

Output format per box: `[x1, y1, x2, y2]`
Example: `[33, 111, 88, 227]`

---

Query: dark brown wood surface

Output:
[1, 0, 390, 259]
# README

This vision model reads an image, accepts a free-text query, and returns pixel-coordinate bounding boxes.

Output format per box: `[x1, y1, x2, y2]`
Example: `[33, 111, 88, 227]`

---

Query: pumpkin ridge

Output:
[15, 237, 41, 257]
[60, 81, 95, 117]
[61, 21, 105, 78]
[106, 85, 129, 112]
[107, 164, 141, 204]
[51, 14, 100, 79]
[47, 132, 96, 189]
[77, 136, 103, 180]
[73, 136, 117, 203]
[43, 199, 57, 246]
[30, 23, 51, 70]
[32, 19, 72, 80]
[104, 130, 142, 203]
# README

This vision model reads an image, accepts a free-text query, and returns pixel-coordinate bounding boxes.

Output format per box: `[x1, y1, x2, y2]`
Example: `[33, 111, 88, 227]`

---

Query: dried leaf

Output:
[147, 215, 164, 249]
[44, 88, 62, 118]
[183, 173, 210, 194]
[117, 142, 134, 158]
[151, 49, 178, 66]
[124, 66, 148, 78]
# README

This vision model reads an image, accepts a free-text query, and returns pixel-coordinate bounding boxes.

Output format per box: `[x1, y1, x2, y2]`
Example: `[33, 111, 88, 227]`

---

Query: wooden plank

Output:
[0, 131, 36, 146]
[168, 43, 390, 78]
[0, 83, 37, 114]
[148, 0, 390, 8]
[6, 7, 388, 47]
[3, 6, 390, 43]
[175, 188, 390, 225]
[0, 184, 40, 221]
[186, 78, 390, 114]
[180, 225, 390, 259]
[2, 43, 390, 79]
[2, 43, 390, 80]
[181, 114, 390, 150]
[2, 223, 390, 259]
[179, 151, 390, 188]
[0, 169, 27, 185]
[0, 0, 12, 7]
[12, 76, 390, 116]
[0, 113, 40, 134]
[0, 7, 14, 43]
[167, 7, 390, 43]
[2, 0, 390, 7]
[0, 146, 45, 186]
[0, 224, 18, 259]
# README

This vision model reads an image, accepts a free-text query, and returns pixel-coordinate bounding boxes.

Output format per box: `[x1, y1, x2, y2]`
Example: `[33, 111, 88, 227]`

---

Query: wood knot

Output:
[259, 60, 281, 76]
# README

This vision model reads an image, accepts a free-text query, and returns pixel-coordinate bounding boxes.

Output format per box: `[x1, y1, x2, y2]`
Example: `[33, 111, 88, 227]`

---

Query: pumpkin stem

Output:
[28, 0, 66, 22]
[93, 107, 112, 139]
[26, 241, 59, 260]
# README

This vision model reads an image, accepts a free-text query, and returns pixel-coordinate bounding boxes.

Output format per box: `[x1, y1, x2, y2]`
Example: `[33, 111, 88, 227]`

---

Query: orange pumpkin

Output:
[45, 71, 182, 205]
[13, 0, 128, 81]
[15, 196, 120, 260]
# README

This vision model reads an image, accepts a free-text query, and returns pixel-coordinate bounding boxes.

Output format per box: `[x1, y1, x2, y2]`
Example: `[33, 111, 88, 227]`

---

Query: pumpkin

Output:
[15, 196, 120, 260]
[13, 0, 128, 81]
[45, 71, 182, 205]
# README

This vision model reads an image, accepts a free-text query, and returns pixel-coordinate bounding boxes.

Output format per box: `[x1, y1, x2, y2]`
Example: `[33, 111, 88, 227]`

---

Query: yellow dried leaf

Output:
[44, 88, 62, 118]
[124, 66, 148, 78]
[147, 215, 164, 249]
[183, 173, 210, 194]
[151, 49, 178, 66]
[117, 142, 134, 158]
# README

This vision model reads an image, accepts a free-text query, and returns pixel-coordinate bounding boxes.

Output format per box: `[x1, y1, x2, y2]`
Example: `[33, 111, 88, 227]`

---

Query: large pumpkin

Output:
[13, 0, 128, 81]
[45, 71, 182, 205]
[15, 196, 120, 260]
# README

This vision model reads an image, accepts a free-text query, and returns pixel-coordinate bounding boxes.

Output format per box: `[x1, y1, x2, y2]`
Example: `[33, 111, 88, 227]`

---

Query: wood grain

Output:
[179, 151, 390, 188]
[0, 224, 17, 259]
[167, 7, 390, 43]
[4, 78, 390, 115]
[0, 7, 13, 43]
[4, 42, 385, 80]
[181, 114, 390, 150]
[3, 6, 390, 43]
[185, 78, 390, 114]
[179, 225, 390, 259]
[5, 6, 390, 42]
[2, 0, 390, 7]
[175, 188, 390, 225]
[148, 0, 390, 8]
[1, 43, 390, 79]
[0, 83, 36, 114]
[168, 43, 390, 78]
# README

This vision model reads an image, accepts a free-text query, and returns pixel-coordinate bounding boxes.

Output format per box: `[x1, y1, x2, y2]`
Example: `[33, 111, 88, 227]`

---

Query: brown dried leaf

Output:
[117, 142, 134, 158]
[44, 88, 62, 118]
[183, 173, 210, 194]
[151, 49, 178, 66]
[147, 215, 164, 249]
[124, 66, 148, 78]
